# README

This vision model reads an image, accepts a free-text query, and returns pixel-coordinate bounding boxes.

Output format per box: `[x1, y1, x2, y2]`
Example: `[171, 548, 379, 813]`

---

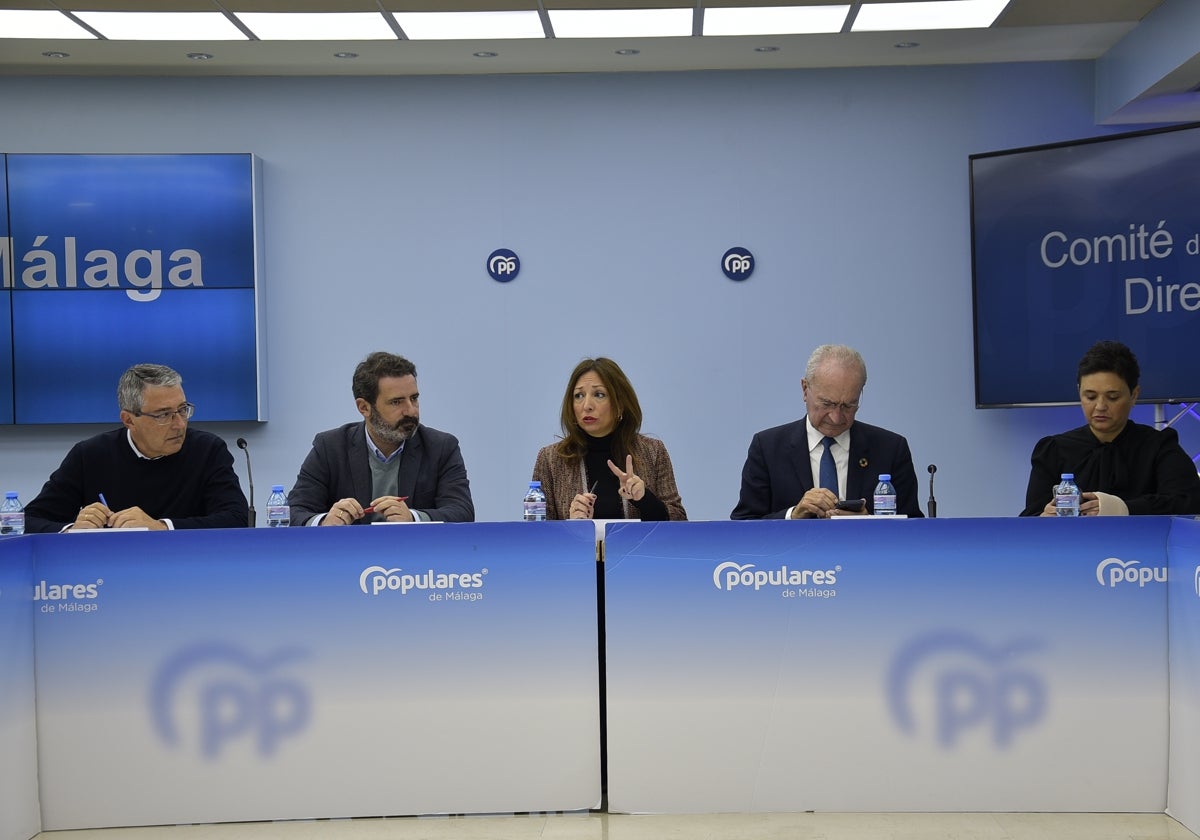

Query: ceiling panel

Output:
[0, 0, 1188, 121]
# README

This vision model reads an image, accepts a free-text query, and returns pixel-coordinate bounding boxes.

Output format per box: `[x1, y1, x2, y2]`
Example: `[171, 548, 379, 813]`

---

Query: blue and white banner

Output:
[10, 518, 1196, 828]
[604, 518, 1170, 813]
[0, 536, 40, 840]
[1167, 517, 1200, 836]
[32, 523, 600, 829]
[1, 154, 265, 423]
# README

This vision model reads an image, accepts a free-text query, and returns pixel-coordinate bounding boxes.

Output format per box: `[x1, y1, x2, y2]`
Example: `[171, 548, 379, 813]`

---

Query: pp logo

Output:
[886, 630, 1046, 749]
[1095, 557, 1167, 588]
[150, 642, 311, 760]
[713, 561, 752, 589]
[722, 247, 754, 281]
[487, 248, 520, 282]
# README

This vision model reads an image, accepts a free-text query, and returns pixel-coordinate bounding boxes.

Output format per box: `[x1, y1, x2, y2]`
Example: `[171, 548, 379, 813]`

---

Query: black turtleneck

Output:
[583, 433, 669, 520]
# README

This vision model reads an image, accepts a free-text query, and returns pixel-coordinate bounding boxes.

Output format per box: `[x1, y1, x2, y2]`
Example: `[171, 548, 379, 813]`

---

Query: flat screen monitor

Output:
[1, 153, 265, 424]
[970, 123, 1200, 408]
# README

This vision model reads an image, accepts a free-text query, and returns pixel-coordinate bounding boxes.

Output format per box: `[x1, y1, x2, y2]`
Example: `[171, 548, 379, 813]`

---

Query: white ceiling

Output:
[2, 0, 1197, 123]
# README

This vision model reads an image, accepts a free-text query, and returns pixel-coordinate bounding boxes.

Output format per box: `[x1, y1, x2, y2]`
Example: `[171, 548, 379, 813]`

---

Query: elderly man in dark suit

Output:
[731, 344, 923, 519]
[289, 352, 474, 525]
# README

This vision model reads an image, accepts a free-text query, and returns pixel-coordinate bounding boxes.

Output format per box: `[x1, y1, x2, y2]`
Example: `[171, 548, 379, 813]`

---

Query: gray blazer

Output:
[288, 422, 474, 524]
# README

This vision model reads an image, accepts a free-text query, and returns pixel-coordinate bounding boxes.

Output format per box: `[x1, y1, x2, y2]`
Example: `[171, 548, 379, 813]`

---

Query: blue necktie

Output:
[819, 436, 838, 494]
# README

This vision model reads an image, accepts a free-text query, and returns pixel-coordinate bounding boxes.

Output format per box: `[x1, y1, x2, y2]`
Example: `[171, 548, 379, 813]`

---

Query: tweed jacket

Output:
[532, 434, 687, 521]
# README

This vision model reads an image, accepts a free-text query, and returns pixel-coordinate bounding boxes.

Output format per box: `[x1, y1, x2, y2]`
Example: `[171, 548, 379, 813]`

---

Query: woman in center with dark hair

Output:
[532, 357, 686, 521]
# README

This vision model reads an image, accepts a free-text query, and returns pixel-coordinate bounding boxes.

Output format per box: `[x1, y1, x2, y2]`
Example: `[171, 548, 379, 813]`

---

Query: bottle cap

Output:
[1061, 474, 1074, 480]
[878, 474, 891, 482]
[4, 492, 16, 499]
[530, 481, 542, 488]
[271, 484, 285, 492]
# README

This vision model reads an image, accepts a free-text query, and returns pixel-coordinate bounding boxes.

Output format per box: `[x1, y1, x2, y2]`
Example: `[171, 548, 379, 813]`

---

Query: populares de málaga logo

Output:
[33, 577, 103, 613]
[1095, 557, 1167, 588]
[359, 565, 487, 601]
[711, 561, 838, 598]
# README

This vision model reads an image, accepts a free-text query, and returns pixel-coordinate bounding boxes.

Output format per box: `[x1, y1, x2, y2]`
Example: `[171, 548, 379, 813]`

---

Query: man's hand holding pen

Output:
[324, 496, 409, 525]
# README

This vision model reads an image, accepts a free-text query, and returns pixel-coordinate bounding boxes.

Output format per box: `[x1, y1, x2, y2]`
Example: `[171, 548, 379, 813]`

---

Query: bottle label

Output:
[1055, 494, 1080, 516]
[523, 501, 547, 521]
[873, 494, 897, 515]
[267, 504, 290, 526]
[1, 511, 25, 534]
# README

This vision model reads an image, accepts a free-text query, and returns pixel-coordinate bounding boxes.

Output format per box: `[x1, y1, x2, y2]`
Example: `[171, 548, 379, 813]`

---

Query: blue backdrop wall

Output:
[0, 63, 1194, 522]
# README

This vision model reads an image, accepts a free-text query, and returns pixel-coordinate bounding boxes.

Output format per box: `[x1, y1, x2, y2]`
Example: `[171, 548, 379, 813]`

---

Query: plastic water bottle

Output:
[873, 474, 897, 516]
[1, 492, 25, 535]
[1054, 473, 1081, 517]
[267, 485, 291, 527]
[523, 481, 547, 521]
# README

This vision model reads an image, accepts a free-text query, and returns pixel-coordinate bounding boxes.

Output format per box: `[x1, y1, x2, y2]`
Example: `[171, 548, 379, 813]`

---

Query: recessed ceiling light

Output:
[334, 52, 359, 59]
[186, 52, 214, 61]
[42, 50, 71, 58]
[754, 46, 780, 53]
[894, 41, 920, 48]
[853, 0, 1010, 31]
[550, 9, 690, 39]
[473, 51, 498, 58]
[614, 48, 640, 56]
[704, 5, 850, 36]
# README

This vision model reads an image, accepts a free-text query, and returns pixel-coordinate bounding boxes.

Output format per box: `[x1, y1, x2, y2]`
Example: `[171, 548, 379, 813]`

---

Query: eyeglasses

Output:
[134, 403, 195, 424]
[815, 398, 860, 414]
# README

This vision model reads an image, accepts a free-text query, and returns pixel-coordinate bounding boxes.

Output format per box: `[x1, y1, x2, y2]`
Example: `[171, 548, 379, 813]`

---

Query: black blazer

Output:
[731, 418, 923, 519]
[288, 422, 474, 524]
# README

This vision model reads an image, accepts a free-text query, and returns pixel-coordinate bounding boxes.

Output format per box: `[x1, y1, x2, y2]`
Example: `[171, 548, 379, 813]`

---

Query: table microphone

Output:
[927, 464, 938, 519]
[237, 438, 256, 528]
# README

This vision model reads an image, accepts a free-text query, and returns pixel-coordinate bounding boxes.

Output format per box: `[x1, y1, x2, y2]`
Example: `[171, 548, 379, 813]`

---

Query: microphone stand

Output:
[927, 465, 938, 519]
[237, 438, 256, 528]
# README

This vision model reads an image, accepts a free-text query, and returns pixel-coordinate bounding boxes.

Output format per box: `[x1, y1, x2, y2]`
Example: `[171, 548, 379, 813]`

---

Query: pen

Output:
[362, 497, 407, 515]
[99, 493, 109, 508]
[588, 481, 598, 494]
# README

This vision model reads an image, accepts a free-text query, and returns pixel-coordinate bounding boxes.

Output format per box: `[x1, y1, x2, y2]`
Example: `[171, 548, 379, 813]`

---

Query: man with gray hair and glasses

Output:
[24, 363, 249, 532]
[731, 344, 923, 519]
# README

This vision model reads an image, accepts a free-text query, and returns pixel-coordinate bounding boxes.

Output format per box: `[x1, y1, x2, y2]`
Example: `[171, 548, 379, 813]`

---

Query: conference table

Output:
[2, 517, 1198, 838]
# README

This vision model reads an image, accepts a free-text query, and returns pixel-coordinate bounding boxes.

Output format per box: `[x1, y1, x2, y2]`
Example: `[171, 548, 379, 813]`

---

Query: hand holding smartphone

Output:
[834, 498, 866, 512]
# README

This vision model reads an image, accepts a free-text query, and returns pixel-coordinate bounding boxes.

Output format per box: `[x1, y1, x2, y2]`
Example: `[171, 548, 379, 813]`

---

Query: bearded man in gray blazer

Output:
[289, 352, 474, 525]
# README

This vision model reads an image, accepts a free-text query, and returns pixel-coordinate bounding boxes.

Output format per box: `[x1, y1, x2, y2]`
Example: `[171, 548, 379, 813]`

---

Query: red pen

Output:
[362, 497, 407, 515]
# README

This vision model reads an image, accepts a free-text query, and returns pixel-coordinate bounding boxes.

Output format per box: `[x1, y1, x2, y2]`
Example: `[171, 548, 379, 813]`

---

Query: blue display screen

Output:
[1, 154, 263, 423]
[971, 124, 1200, 407]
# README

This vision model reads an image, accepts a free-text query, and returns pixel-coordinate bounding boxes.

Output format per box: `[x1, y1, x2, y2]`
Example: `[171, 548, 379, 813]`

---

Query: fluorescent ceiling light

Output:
[549, 8, 693, 39]
[0, 10, 95, 39]
[704, 5, 850, 36]
[852, 0, 1010, 31]
[392, 11, 545, 40]
[74, 12, 248, 41]
[235, 12, 397, 41]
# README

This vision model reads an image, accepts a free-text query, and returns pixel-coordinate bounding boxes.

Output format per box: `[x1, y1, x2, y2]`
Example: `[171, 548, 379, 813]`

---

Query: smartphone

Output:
[835, 498, 866, 512]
